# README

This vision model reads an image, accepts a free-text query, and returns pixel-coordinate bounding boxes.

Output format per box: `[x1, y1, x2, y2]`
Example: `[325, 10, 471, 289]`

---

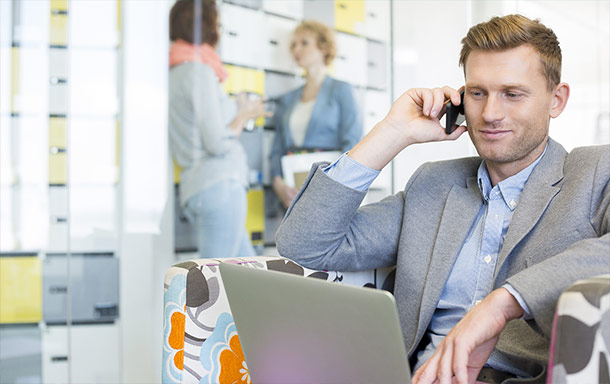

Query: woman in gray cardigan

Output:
[168, 0, 267, 258]
[270, 21, 362, 208]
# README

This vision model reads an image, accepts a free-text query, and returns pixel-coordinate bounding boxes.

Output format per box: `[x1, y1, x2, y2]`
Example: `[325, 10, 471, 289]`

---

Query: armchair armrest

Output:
[547, 274, 610, 384]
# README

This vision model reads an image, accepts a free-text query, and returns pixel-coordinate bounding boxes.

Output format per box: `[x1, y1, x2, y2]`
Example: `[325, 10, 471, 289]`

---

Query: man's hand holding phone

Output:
[347, 86, 467, 171]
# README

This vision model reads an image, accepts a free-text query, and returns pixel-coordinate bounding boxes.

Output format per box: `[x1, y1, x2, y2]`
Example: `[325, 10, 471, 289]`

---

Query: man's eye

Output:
[507, 92, 520, 98]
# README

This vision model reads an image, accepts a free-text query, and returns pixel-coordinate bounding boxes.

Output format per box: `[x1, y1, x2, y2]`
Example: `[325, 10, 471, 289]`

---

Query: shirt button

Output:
[484, 254, 492, 264]
[509, 199, 517, 208]
[475, 300, 482, 305]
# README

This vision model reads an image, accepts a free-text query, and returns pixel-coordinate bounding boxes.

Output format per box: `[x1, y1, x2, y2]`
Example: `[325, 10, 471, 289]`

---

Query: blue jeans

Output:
[184, 180, 255, 259]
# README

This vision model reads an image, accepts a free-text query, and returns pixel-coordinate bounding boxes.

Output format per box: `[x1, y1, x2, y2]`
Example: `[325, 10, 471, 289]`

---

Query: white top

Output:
[289, 99, 316, 148]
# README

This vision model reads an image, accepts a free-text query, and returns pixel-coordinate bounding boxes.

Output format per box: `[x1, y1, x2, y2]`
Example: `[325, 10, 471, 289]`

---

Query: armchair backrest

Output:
[162, 256, 395, 384]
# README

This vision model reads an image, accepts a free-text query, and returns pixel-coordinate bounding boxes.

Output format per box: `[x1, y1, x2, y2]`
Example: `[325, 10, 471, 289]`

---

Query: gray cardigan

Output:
[169, 62, 248, 206]
[276, 139, 610, 381]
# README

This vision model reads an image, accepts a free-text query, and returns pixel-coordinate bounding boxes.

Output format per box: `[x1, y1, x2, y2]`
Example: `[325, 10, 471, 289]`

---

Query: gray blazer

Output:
[276, 138, 610, 381]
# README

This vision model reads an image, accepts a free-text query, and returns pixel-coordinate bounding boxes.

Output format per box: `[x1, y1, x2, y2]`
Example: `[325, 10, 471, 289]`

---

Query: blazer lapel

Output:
[416, 176, 483, 336]
[495, 139, 567, 273]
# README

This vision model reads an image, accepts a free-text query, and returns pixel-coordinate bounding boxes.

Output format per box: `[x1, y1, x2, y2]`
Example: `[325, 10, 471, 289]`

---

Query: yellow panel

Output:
[173, 158, 182, 184]
[334, 0, 365, 34]
[49, 152, 67, 184]
[0, 257, 42, 323]
[245, 189, 264, 246]
[117, 0, 121, 33]
[49, 117, 67, 148]
[11, 47, 20, 114]
[50, 0, 68, 11]
[50, 14, 68, 46]
[223, 65, 265, 127]
[222, 65, 265, 96]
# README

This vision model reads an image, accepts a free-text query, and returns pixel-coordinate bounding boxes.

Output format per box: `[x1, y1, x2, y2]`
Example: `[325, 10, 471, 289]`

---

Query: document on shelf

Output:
[281, 150, 341, 190]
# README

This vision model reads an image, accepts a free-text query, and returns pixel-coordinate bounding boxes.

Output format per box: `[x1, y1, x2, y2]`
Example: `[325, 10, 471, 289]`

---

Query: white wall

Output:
[390, 0, 610, 192]
[391, 0, 475, 192]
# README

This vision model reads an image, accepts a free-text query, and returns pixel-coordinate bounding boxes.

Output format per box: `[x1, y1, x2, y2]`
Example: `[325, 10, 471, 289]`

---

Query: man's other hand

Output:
[412, 288, 525, 384]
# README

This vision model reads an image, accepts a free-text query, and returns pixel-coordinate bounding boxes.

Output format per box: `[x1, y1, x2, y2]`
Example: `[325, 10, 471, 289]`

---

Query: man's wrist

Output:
[495, 287, 525, 321]
[348, 121, 411, 170]
[379, 116, 416, 148]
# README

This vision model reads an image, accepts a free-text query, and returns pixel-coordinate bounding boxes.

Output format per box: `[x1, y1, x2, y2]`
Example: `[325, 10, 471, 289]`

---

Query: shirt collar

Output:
[477, 142, 549, 211]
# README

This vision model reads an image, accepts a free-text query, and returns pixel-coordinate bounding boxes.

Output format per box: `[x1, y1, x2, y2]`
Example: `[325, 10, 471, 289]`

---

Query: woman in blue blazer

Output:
[270, 21, 362, 208]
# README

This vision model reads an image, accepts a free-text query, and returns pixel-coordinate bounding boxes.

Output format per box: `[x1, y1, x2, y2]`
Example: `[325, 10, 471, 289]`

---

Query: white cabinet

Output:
[42, 324, 120, 384]
[11, 116, 47, 184]
[265, 71, 304, 99]
[69, 185, 118, 251]
[12, 1, 50, 45]
[70, 50, 118, 116]
[49, 48, 69, 80]
[69, 0, 119, 48]
[364, 89, 392, 194]
[365, 0, 391, 42]
[364, 89, 390, 135]
[334, 32, 367, 86]
[49, 81, 69, 116]
[0, 116, 11, 186]
[0, 47, 10, 115]
[11, 47, 49, 114]
[263, 0, 303, 19]
[14, 185, 49, 250]
[303, 0, 334, 29]
[0, 1, 11, 47]
[48, 186, 68, 218]
[225, 0, 262, 9]
[261, 14, 299, 74]
[367, 40, 388, 89]
[220, 4, 264, 68]
[70, 117, 118, 184]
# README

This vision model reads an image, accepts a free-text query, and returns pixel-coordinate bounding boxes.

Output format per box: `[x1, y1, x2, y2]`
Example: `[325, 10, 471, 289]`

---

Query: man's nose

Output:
[481, 96, 505, 123]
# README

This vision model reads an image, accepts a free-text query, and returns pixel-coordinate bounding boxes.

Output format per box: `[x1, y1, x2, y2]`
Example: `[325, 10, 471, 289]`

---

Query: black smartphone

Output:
[445, 89, 465, 134]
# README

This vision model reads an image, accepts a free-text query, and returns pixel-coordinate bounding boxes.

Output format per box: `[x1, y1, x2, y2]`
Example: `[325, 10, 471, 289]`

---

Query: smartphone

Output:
[445, 89, 465, 134]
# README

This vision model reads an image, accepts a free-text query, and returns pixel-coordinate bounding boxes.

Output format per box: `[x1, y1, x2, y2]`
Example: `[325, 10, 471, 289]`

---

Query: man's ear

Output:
[550, 83, 570, 118]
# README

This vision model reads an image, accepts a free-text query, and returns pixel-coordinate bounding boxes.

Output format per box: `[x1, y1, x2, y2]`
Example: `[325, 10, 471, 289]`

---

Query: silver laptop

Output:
[219, 262, 412, 384]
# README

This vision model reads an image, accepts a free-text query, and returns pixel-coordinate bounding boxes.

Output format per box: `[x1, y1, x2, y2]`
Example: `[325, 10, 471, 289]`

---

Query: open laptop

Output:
[219, 262, 412, 384]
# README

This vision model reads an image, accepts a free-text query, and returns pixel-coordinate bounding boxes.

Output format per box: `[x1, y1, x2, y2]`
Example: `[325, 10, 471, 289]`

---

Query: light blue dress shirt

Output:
[324, 145, 547, 377]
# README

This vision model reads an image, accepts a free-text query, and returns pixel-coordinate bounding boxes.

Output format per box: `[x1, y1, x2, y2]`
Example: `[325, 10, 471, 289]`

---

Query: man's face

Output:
[464, 45, 556, 170]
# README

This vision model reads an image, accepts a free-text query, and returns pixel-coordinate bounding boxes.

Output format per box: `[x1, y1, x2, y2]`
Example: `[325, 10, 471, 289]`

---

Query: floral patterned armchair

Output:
[162, 256, 395, 384]
[162, 256, 609, 384]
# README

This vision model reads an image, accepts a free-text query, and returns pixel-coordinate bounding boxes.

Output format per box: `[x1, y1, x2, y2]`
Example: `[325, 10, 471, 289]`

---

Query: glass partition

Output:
[0, 0, 120, 382]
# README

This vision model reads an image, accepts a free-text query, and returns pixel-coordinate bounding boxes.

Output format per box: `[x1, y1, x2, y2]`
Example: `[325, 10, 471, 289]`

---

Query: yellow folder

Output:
[334, 0, 365, 35]
[0, 257, 42, 323]
[246, 189, 265, 246]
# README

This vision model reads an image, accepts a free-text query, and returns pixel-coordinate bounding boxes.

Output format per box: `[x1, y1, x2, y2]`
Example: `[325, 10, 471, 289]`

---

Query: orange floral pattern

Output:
[169, 309, 186, 370]
[163, 273, 187, 384]
[219, 335, 249, 384]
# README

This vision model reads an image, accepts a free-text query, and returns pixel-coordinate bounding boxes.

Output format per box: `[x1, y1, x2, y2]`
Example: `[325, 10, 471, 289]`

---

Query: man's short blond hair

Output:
[293, 20, 337, 66]
[459, 14, 562, 91]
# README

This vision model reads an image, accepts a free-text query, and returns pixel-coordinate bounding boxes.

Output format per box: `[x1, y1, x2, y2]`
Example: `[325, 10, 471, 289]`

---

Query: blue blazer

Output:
[269, 76, 362, 178]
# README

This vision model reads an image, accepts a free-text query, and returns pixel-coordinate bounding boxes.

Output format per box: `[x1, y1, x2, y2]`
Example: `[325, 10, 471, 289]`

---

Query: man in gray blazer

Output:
[276, 14, 609, 384]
